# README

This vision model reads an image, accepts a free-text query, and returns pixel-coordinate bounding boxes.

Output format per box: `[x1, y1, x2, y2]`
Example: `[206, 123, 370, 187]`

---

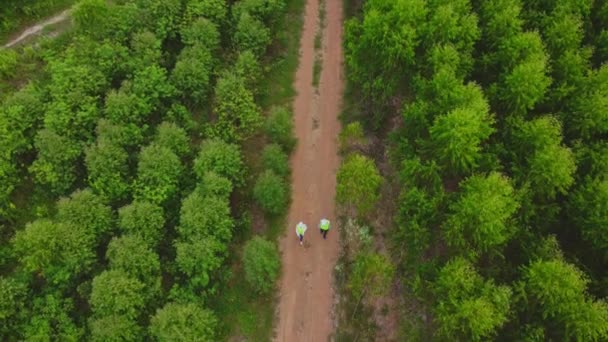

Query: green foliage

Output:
[89, 314, 142, 342]
[0, 49, 18, 78]
[521, 259, 608, 341]
[498, 58, 552, 114]
[443, 172, 519, 258]
[339, 121, 366, 152]
[107, 235, 161, 291]
[118, 201, 165, 247]
[134, 144, 182, 205]
[177, 189, 233, 242]
[57, 188, 113, 241]
[85, 140, 130, 202]
[174, 237, 226, 290]
[235, 50, 262, 94]
[261, 143, 290, 178]
[154, 121, 190, 157]
[194, 139, 245, 185]
[264, 106, 296, 152]
[29, 129, 81, 194]
[0, 276, 27, 336]
[181, 17, 220, 49]
[232, 0, 286, 25]
[129, 31, 162, 70]
[253, 170, 289, 215]
[348, 253, 394, 300]
[198, 171, 233, 199]
[336, 154, 382, 216]
[233, 13, 271, 56]
[213, 72, 263, 142]
[429, 105, 495, 175]
[434, 257, 511, 341]
[90, 270, 146, 320]
[344, 0, 427, 104]
[242, 236, 280, 294]
[182, 0, 227, 26]
[171, 46, 214, 105]
[567, 178, 608, 252]
[567, 65, 608, 139]
[24, 294, 83, 341]
[512, 116, 576, 199]
[12, 219, 96, 286]
[149, 302, 217, 341]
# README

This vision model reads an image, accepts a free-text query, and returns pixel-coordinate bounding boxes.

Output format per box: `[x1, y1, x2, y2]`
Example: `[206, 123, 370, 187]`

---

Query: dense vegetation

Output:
[342, 0, 608, 340]
[0, 0, 293, 339]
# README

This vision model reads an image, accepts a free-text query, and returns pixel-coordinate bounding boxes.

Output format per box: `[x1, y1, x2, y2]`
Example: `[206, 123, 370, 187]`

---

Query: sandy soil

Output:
[3, 9, 70, 48]
[274, 0, 344, 341]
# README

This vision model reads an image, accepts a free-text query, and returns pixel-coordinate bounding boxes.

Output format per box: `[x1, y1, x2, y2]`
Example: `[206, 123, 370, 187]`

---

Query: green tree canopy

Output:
[521, 259, 608, 341]
[154, 121, 190, 158]
[85, 140, 130, 202]
[12, 220, 96, 286]
[443, 172, 519, 258]
[264, 106, 296, 152]
[429, 103, 494, 175]
[243, 236, 280, 294]
[118, 201, 165, 247]
[512, 116, 576, 199]
[56, 188, 113, 239]
[194, 139, 244, 185]
[253, 170, 289, 215]
[134, 143, 182, 205]
[89, 270, 146, 320]
[106, 235, 161, 292]
[212, 72, 262, 142]
[434, 257, 511, 341]
[29, 129, 81, 195]
[149, 302, 217, 341]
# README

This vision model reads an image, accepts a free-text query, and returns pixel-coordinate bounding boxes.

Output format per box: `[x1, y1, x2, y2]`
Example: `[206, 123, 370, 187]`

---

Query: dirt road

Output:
[3, 9, 70, 48]
[274, 0, 343, 341]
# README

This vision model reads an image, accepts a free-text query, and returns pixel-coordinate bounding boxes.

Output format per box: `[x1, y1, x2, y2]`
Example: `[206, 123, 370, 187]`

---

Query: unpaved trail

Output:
[274, 0, 343, 341]
[3, 9, 71, 48]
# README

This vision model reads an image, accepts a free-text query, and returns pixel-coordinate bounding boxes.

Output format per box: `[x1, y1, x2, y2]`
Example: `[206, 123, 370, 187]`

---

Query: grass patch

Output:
[212, 0, 305, 340]
[313, 57, 322, 88]
[312, 0, 326, 89]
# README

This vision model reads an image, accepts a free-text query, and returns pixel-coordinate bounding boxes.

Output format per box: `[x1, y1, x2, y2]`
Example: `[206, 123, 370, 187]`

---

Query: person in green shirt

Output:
[319, 218, 330, 239]
[296, 221, 307, 246]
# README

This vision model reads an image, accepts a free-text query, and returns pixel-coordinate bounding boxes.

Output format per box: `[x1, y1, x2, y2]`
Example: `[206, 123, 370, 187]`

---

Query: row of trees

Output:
[1, 0, 289, 339]
[345, 0, 608, 340]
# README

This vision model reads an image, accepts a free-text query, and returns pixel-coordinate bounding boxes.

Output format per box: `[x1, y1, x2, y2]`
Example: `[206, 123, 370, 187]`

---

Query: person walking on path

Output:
[296, 222, 307, 246]
[319, 219, 330, 239]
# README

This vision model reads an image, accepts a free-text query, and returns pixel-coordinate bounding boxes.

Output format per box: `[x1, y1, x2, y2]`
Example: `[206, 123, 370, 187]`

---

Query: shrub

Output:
[265, 106, 295, 152]
[243, 236, 280, 294]
[336, 154, 382, 216]
[339, 121, 366, 152]
[261, 143, 290, 178]
[253, 170, 288, 215]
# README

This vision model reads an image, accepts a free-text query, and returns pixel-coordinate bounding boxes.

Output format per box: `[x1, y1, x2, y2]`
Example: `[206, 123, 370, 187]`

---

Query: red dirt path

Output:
[274, 0, 344, 340]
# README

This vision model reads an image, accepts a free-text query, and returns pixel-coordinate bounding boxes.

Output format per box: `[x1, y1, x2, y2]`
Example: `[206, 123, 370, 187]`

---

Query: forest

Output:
[340, 0, 608, 340]
[1, 0, 296, 340]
